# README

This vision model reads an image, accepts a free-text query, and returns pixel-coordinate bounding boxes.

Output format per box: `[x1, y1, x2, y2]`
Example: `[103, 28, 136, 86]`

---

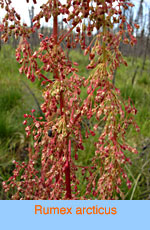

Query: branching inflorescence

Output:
[1, 0, 139, 199]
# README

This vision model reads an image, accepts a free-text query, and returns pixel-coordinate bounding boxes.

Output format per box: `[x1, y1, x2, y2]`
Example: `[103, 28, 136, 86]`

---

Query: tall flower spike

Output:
[1, 0, 138, 200]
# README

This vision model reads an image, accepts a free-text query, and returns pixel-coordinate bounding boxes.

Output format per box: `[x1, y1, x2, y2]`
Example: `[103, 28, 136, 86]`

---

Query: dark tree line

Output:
[1, 1, 150, 62]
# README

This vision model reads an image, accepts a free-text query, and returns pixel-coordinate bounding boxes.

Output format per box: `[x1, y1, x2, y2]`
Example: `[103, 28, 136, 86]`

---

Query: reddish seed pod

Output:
[24, 114, 28, 118]
[89, 53, 95, 60]
[23, 120, 27, 125]
[16, 13, 21, 20]
[76, 26, 80, 33]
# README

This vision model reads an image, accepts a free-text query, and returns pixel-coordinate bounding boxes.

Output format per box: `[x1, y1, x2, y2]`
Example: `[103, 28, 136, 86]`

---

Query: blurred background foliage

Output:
[0, 0, 150, 199]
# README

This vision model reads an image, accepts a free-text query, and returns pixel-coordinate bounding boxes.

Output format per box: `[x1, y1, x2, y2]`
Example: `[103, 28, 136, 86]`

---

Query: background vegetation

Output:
[0, 0, 150, 199]
[0, 44, 150, 199]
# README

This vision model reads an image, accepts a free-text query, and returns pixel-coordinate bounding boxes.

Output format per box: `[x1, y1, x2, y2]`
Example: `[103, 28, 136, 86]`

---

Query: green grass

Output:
[69, 49, 89, 76]
[0, 86, 21, 111]
[0, 45, 150, 199]
[114, 58, 150, 199]
[0, 45, 44, 198]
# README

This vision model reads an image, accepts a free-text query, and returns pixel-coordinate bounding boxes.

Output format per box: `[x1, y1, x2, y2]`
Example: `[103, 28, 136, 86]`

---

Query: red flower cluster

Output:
[0, 0, 139, 200]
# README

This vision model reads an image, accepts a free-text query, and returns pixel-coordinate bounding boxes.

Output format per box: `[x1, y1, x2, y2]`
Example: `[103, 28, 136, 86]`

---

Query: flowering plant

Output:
[1, 0, 139, 199]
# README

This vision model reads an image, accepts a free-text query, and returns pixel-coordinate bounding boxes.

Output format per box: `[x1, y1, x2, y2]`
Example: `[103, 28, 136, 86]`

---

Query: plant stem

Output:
[58, 24, 76, 45]
[53, 0, 71, 199]
[53, 1, 58, 80]
[65, 140, 72, 199]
